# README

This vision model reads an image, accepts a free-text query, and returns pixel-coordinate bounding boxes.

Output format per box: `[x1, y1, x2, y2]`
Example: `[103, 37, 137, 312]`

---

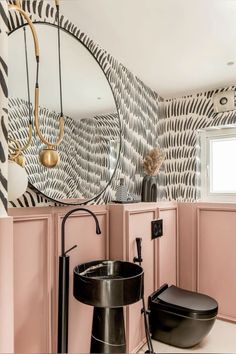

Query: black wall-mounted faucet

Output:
[58, 207, 102, 354]
[61, 207, 102, 256]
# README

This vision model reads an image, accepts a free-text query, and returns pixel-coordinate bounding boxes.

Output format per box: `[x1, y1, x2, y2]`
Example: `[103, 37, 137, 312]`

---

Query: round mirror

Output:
[8, 23, 121, 204]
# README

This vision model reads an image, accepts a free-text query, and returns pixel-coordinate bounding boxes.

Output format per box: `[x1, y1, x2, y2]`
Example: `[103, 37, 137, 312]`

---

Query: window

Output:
[200, 127, 236, 201]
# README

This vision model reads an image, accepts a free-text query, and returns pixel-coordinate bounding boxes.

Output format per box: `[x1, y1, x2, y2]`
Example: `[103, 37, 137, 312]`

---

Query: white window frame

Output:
[200, 126, 236, 202]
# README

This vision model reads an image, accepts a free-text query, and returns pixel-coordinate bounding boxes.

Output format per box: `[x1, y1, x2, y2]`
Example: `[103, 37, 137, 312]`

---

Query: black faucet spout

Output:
[61, 207, 101, 256]
[96, 223, 102, 235]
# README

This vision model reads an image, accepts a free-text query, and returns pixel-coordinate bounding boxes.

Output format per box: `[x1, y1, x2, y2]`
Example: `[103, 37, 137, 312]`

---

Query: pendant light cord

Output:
[56, 4, 64, 117]
[23, 27, 32, 125]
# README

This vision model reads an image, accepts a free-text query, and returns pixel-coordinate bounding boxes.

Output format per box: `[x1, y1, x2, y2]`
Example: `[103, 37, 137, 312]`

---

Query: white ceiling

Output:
[61, 0, 236, 98]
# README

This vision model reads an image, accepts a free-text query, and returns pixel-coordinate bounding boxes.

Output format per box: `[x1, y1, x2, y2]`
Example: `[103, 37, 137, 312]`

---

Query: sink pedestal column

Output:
[90, 307, 126, 353]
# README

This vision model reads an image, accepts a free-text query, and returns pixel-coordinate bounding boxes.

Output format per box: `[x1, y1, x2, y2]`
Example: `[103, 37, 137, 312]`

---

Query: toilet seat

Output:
[151, 284, 218, 319]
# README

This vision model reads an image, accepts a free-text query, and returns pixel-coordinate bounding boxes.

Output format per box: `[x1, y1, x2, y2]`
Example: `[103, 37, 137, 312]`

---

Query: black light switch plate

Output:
[151, 219, 163, 239]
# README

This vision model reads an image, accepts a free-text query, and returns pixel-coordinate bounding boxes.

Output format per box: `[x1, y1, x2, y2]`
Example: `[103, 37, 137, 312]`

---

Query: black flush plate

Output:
[151, 219, 163, 239]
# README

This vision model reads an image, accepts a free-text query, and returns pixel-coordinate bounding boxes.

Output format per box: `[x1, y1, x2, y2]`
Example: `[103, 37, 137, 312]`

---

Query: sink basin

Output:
[73, 260, 144, 307]
[73, 260, 144, 352]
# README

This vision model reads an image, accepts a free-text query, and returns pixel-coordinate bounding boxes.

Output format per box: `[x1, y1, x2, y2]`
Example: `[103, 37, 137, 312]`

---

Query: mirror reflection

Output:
[8, 24, 121, 203]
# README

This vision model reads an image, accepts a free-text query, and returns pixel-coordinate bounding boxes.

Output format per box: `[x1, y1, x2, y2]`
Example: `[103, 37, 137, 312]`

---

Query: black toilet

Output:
[148, 284, 218, 348]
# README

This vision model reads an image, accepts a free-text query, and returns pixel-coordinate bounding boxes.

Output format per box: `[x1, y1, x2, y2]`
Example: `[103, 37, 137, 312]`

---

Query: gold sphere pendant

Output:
[39, 147, 60, 168]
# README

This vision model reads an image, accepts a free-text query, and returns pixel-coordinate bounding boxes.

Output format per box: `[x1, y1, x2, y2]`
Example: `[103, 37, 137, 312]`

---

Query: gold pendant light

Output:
[35, 87, 64, 168]
[8, 1, 34, 164]
[37, 0, 65, 168]
[8, 0, 64, 169]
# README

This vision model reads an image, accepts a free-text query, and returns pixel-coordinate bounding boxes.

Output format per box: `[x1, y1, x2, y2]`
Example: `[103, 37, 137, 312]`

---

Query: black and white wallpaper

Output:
[3, 1, 236, 208]
[9, 97, 120, 206]
[5, 0, 161, 208]
[158, 87, 236, 202]
[0, 1, 8, 215]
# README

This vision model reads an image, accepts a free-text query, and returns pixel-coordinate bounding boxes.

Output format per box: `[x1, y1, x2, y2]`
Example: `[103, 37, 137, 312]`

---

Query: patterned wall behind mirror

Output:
[5, 0, 161, 209]
[8, 23, 121, 205]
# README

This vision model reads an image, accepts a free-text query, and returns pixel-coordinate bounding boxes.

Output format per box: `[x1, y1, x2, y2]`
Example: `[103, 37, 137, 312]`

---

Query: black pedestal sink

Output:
[73, 260, 144, 353]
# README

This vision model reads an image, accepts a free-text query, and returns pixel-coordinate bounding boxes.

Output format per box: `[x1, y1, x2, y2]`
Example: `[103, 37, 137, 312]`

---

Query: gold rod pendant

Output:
[8, 4, 40, 57]
[8, 0, 65, 168]
[34, 87, 64, 148]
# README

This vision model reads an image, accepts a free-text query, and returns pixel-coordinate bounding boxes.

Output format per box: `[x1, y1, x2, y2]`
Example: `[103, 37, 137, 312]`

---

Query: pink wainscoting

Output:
[197, 206, 236, 322]
[9, 205, 109, 354]
[0, 216, 14, 354]
[178, 202, 236, 323]
[10, 212, 54, 354]
[8, 200, 236, 354]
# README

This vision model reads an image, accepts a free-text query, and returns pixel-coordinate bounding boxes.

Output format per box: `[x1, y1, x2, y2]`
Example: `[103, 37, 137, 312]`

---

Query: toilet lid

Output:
[157, 285, 218, 318]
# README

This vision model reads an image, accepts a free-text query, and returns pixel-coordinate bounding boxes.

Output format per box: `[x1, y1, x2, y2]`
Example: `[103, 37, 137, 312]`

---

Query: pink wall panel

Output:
[178, 203, 197, 291]
[0, 217, 14, 353]
[197, 208, 236, 321]
[13, 215, 53, 354]
[109, 205, 126, 260]
[158, 207, 178, 286]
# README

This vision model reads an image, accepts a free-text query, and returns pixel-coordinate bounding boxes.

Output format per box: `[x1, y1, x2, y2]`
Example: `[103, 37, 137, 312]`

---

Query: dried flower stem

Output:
[143, 147, 165, 176]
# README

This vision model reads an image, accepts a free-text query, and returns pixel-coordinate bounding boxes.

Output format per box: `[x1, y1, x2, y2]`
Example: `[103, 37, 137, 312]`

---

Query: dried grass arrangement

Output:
[143, 147, 165, 176]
